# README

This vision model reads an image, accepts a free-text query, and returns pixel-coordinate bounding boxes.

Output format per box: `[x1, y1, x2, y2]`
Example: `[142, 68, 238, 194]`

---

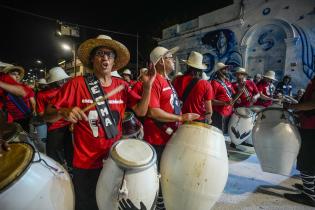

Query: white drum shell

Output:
[96, 158, 159, 210]
[253, 109, 301, 176]
[0, 152, 74, 210]
[161, 124, 228, 210]
[228, 108, 255, 145]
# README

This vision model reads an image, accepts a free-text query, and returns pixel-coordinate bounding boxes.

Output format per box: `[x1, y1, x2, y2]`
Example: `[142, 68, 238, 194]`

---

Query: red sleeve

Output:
[36, 92, 45, 114]
[50, 78, 76, 109]
[132, 81, 143, 96]
[0, 73, 24, 95]
[22, 85, 34, 97]
[203, 81, 214, 101]
[250, 81, 259, 95]
[149, 80, 161, 108]
[126, 85, 141, 109]
[210, 80, 218, 96]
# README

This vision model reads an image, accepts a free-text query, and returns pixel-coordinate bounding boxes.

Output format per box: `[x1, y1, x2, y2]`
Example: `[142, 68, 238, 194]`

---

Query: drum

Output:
[160, 122, 228, 210]
[122, 112, 143, 139]
[252, 107, 301, 176]
[96, 139, 159, 210]
[0, 142, 74, 210]
[228, 107, 255, 145]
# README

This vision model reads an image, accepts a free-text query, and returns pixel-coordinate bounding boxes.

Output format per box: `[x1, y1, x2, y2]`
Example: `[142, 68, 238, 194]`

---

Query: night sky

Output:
[0, 1, 233, 72]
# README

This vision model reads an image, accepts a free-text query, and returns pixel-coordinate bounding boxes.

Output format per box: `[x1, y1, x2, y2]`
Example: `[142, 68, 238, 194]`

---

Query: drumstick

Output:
[231, 85, 246, 105]
[82, 84, 125, 112]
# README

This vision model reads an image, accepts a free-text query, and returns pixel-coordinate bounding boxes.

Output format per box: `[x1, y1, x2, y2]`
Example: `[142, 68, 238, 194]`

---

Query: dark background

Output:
[0, 1, 233, 71]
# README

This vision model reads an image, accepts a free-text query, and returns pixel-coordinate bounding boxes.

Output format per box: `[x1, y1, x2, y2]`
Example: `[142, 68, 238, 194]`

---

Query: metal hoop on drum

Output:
[257, 106, 296, 125]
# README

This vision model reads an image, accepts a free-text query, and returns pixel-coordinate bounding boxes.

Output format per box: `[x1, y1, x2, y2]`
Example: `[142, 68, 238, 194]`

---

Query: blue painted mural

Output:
[292, 24, 315, 80]
[201, 29, 242, 77]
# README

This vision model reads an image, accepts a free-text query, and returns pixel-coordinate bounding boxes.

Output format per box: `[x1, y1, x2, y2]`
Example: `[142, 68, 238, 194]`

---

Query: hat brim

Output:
[153, 46, 179, 65]
[3, 66, 25, 80]
[78, 38, 130, 71]
[235, 71, 248, 75]
[182, 59, 207, 70]
[47, 76, 71, 84]
[262, 75, 277, 81]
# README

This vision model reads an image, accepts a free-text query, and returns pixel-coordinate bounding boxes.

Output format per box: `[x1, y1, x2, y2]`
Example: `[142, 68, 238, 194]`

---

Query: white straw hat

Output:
[122, 69, 132, 75]
[182, 51, 207, 70]
[213, 62, 229, 73]
[46, 67, 70, 84]
[3, 65, 25, 80]
[37, 78, 47, 85]
[150, 46, 179, 65]
[111, 70, 122, 78]
[262, 70, 277, 81]
[176, 72, 183, 76]
[235, 67, 248, 75]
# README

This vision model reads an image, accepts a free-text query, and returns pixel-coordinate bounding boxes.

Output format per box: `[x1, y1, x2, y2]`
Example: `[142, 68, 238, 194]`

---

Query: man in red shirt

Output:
[254, 70, 281, 107]
[143, 46, 199, 162]
[36, 67, 73, 168]
[283, 77, 315, 207]
[173, 51, 213, 124]
[232, 67, 260, 108]
[210, 62, 236, 134]
[44, 34, 155, 210]
[2, 66, 35, 131]
[122, 68, 137, 88]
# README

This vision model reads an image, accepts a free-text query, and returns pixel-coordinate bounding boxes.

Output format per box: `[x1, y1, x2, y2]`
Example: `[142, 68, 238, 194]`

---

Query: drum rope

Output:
[117, 169, 127, 200]
[32, 151, 63, 175]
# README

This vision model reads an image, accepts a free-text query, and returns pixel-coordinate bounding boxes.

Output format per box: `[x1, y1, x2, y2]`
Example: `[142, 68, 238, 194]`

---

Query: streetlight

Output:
[61, 42, 77, 76]
[36, 60, 42, 64]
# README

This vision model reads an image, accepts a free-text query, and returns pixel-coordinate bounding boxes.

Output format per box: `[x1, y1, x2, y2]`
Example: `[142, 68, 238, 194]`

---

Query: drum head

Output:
[235, 107, 253, 118]
[0, 142, 34, 192]
[111, 139, 155, 169]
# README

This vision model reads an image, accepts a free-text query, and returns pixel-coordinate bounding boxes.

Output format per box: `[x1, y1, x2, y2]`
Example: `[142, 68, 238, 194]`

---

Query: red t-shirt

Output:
[5, 84, 34, 120]
[299, 78, 315, 129]
[36, 87, 70, 131]
[232, 80, 259, 108]
[0, 73, 22, 122]
[211, 79, 235, 116]
[173, 74, 213, 121]
[143, 74, 179, 145]
[254, 80, 275, 107]
[51, 76, 140, 169]
[132, 81, 143, 96]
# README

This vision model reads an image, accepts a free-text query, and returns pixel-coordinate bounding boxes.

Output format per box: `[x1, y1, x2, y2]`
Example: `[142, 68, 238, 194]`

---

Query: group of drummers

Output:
[1, 34, 315, 209]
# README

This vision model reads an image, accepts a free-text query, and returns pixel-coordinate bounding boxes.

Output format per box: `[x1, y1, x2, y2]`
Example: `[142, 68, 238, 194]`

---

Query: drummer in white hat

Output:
[36, 66, 73, 172]
[210, 62, 237, 134]
[232, 67, 260, 108]
[44, 34, 155, 210]
[173, 51, 213, 124]
[254, 70, 281, 107]
[121, 68, 136, 87]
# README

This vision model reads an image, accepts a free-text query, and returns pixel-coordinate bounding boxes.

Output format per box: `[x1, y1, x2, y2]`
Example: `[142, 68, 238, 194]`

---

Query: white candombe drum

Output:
[96, 139, 159, 210]
[161, 122, 228, 210]
[228, 107, 255, 145]
[0, 142, 74, 210]
[252, 105, 301, 176]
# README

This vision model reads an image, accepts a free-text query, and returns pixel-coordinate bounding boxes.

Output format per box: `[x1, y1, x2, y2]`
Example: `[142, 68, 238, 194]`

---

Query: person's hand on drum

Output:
[179, 113, 200, 122]
[0, 139, 10, 157]
[58, 107, 88, 123]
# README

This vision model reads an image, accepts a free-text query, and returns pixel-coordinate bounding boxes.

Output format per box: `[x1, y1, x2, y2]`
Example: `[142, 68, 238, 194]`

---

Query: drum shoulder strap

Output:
[83, 74, 119, 139]
[182, 78, 200, 104]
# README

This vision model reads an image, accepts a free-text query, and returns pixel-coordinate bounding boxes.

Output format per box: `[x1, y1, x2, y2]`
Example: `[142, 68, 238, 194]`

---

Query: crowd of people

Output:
[0, 34, 314, 208]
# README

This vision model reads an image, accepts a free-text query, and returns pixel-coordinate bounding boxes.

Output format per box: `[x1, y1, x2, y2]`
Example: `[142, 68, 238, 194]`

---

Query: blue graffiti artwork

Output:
[258, 32, 275, 51]
[201, 29, 242, 78]
[292, 24, 315, 80]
